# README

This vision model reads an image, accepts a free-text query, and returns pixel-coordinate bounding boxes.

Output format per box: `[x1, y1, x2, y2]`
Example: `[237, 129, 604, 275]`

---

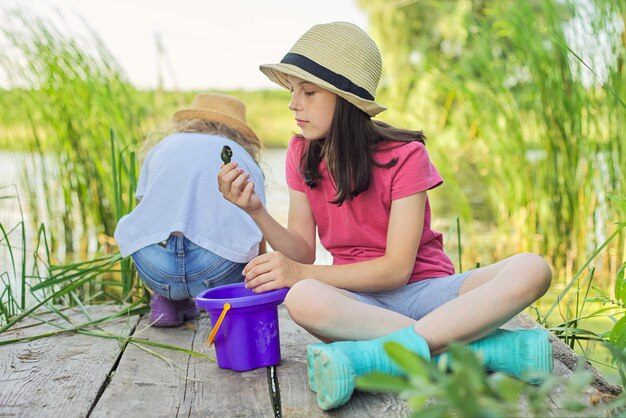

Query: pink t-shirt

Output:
[285, 136, 455, 284]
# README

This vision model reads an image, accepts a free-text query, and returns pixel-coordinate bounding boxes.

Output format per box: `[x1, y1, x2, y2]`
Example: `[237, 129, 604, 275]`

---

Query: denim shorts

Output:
[131, 235, 246, 300]
[347, 270, 475, 320]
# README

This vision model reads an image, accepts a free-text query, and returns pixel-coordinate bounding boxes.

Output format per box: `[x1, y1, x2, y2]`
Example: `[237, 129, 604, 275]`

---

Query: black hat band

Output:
[280, 53, 374, 101]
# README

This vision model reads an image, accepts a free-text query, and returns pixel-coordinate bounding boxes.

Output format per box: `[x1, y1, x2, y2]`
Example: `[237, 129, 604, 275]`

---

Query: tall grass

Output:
[0, 147, 208, 364]
[0, 7, 148, 257]
[361, 0, 625, 284]
[450, 0, 625, 284]
[0, 135, 141, 329]
[0, 222, 208, 365]
[0, 6, 295, 261]
[538, 195, 625, 351]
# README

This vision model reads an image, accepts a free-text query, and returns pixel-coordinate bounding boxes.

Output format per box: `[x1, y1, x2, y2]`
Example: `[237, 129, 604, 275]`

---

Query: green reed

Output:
[0, 195, 136, 330]
[0, 132, 140, 328]
[0, 7, 148, 257]
[0, 4, 294, 260]
[0, 176, 203, 364]
[456, 0, 625, 284]
[110, 128, 139, 299]
[361, 0, 625, 284]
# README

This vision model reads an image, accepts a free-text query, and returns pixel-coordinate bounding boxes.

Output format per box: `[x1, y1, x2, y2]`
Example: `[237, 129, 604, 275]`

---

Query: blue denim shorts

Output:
[347, 270, 475, 320]
[131, 235, 246, 300]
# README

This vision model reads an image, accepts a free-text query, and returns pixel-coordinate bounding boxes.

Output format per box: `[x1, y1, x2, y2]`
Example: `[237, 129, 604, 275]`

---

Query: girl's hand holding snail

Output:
[217, 147, 263, 215]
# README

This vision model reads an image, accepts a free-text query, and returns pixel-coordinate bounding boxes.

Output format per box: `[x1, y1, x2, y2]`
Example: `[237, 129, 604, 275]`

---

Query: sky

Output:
[2, 0, 619, 92]
[1, 0, 369, 91]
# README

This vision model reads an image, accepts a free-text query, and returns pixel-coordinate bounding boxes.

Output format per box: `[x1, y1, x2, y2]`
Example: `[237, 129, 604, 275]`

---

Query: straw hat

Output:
[172, 93, 259, 143]
[260, 21, 386, 117]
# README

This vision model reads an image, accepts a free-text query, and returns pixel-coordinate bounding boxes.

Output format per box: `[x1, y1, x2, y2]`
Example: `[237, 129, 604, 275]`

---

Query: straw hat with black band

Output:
[260, 21, 387, 117]
[172, 93, 260, 145]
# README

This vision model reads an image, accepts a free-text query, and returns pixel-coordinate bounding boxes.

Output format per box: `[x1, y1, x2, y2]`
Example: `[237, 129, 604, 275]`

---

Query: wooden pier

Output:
[0, 305, 621, 417]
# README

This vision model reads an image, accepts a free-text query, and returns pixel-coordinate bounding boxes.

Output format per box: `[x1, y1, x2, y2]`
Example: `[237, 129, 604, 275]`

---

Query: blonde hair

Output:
[139, 119, 262, 163]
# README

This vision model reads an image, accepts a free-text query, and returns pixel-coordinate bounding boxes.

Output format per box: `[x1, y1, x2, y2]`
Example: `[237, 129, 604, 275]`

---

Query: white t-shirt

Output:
[114, 133, 265, 263]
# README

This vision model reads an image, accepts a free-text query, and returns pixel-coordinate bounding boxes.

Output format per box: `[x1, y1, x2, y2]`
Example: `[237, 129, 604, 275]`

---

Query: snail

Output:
[221, 145, 233, 164]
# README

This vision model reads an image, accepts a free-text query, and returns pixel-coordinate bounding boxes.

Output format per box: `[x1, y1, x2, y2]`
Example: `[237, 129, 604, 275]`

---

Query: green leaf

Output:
[610, 316, 626, 351]
[608, 194, 626, 211]
[407, 394, 432, 413]
[412, 404, 449, 418]
[566, 370, 594, 393]
[606, 342, 626, 362]
[447, 343, 489, 391]
[487, 373, 525, 402]
[562, 400, 586, 412]
[384, 341, 429, 376]
[615, 263, 626, 306]
[530, 375, 559, 399]
[356, 373, 412, 393]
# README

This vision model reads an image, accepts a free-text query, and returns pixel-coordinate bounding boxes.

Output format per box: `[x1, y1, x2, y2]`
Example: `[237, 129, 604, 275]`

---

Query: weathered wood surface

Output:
[0, 305, 621, 418]
[0, 305, 140, 418]
[276, 308, 412, 417]
[91, 316, 272, 418]
[93, 307, 410, 417]
[275, 310, 622, 417]
[509, 314, 621, 395]
[506, 314, 621, 417]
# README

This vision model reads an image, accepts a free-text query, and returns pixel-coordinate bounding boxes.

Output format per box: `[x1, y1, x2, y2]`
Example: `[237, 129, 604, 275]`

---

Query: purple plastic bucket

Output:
[195, 283, 289, 372]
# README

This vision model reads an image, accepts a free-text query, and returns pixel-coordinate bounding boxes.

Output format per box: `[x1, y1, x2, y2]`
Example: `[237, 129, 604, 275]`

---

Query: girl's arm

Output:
[218, 162, 316, 263]
[244, 191, 426, 293]
[258, 238, 267, 255]
[245, 190, 316, 263]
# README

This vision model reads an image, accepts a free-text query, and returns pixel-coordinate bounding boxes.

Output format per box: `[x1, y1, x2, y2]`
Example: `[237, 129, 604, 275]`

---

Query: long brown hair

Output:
[300, 97, 426, 206]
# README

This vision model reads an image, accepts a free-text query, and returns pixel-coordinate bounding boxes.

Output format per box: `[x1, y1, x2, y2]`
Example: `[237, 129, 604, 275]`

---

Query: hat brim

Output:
[172, 109, 259, 143]
[260, 63, 386, 117]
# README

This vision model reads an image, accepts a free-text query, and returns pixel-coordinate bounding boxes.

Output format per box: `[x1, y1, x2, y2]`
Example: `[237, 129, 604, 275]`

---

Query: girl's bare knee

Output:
[285, 279, 328, 327]
[515, 252, 552, 300]
[285, 278, 321, 307]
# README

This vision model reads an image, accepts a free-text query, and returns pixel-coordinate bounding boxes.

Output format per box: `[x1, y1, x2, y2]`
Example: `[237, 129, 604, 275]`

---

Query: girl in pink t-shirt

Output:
[218, 22, 553, 410]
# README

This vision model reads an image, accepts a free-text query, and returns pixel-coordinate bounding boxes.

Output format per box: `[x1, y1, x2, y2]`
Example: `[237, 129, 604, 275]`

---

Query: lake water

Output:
[0, 152, 42, 285]
[257, 148, 333, 265]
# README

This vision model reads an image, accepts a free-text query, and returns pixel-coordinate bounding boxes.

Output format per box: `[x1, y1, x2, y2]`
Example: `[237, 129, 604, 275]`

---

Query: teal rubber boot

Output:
[307, 326, 430, 410]
[432, 328, 553, 384]
[306, 343, 324, 393]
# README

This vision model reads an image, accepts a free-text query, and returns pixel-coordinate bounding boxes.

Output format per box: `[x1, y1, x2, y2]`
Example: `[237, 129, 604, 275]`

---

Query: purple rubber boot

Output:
[176, 298, 200, 321]
[149, 294, 183, 327]
[149, 295, 200, 327]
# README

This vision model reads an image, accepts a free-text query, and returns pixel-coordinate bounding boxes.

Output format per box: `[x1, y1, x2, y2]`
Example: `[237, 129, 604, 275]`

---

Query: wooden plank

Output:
[92, 314, 274, 418]
[507, 314, 621, 395]
[3, 302, 613, 417]
[181, 315, 274, 417]
[275, 307, 412, 417]
[277, 309, 620, 417]
[505, 314, 620, 417]
[0, 305, 140, 418]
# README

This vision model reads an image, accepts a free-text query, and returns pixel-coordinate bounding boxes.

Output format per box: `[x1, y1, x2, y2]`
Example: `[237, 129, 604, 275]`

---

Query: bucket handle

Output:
[206, 303, 231, 348]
